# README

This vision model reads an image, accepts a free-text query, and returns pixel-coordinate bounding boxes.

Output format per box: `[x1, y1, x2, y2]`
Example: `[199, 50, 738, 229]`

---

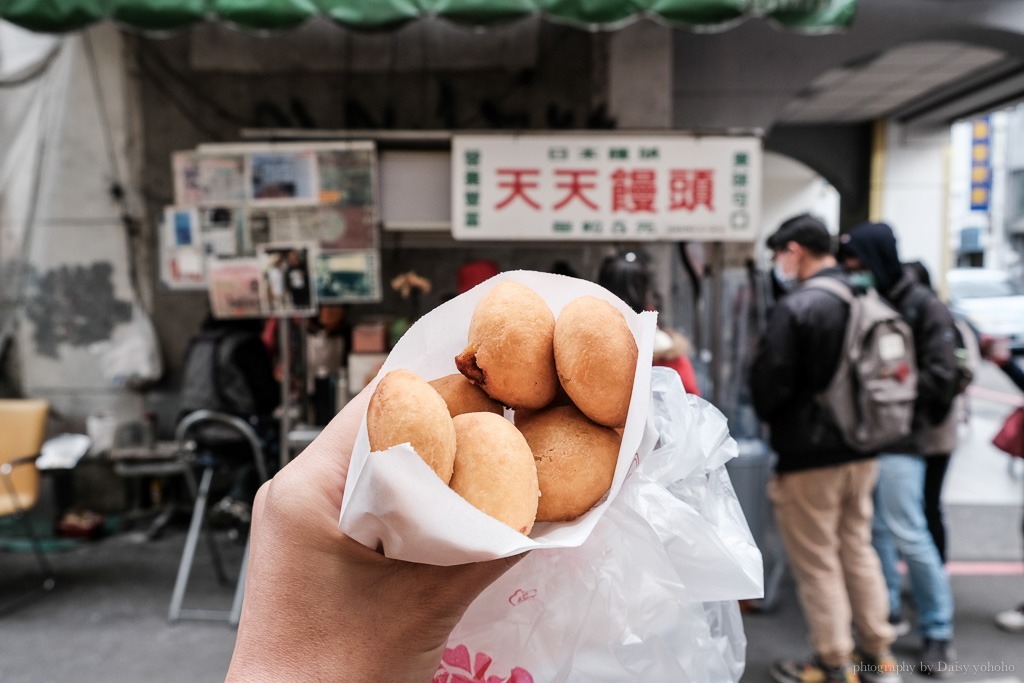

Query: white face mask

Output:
[773, 262, 797, 291]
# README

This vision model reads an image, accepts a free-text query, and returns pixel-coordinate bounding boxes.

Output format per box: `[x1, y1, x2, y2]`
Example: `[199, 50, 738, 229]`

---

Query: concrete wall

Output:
[878, 122, 952, 292]
[13, 25, 147, 425]
[760, 152, 841, 242]
[130, 23, 612, 381]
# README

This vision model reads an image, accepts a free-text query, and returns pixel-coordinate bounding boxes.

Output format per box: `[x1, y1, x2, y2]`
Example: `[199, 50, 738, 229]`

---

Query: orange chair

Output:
[0, 399, 53, 612]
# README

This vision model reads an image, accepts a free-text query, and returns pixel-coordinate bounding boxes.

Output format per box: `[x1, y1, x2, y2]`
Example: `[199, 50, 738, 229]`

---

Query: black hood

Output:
[838, 221, 904, 295]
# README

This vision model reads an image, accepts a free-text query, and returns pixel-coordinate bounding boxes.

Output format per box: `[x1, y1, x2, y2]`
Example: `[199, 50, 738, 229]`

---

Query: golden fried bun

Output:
[429, 373, 503, 418]
[449, 412, 539, 534]
[553, 296, 638, 428]
[455, 281, 557, 410]
[517, 405, 620, 522]
[367, 369, 457, 483]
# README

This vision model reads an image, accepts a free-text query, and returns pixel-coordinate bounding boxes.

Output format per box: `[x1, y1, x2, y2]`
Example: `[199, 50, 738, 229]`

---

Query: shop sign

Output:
[451, 134, 761, 242]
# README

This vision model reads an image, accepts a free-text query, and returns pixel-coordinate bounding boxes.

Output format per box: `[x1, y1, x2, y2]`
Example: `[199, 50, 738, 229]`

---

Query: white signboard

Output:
[451, 134, 761, 242]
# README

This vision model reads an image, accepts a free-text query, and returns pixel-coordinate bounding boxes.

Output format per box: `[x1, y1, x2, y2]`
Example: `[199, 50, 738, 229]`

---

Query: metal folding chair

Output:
[168, 410, 269, 625]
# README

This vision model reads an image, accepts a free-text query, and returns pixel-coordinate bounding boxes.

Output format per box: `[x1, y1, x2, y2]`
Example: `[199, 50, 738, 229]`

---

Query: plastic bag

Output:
[90, 303, 163, 388]
[435, 368, 763, 683]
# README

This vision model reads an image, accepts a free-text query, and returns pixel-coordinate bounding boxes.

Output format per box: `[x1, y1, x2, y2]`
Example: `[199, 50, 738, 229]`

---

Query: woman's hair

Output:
[597, 251, 651, 314]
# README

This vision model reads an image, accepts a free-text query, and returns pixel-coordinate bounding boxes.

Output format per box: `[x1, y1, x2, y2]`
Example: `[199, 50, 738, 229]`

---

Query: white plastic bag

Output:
[338, 270, 763, 682]
[433, 368, 763, 683]
[90, 303, 163, 388]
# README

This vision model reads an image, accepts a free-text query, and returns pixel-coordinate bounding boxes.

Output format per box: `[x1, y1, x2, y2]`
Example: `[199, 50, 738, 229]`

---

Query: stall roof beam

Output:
[1, 0, 856, 34]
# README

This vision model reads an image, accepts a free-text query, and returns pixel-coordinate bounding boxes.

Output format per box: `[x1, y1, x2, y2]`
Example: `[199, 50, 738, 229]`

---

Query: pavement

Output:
[1, 363, 1022, 683]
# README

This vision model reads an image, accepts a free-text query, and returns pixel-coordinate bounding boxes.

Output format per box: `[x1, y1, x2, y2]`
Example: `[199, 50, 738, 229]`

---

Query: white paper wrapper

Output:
[339, 269, 658, 565]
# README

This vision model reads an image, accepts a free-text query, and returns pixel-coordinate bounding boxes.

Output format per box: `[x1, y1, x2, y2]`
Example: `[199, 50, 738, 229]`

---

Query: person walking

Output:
[980, 335, 1024, 633]
[751, 214, 899, 683]
[838, 222, 960, 677]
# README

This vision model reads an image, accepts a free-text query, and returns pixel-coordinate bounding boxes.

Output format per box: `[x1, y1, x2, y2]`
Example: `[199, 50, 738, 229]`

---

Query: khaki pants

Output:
[769, 459, 895, 667]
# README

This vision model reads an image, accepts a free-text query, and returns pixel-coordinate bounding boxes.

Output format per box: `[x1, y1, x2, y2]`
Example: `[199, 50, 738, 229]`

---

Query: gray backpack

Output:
[805, 278, 919, 453]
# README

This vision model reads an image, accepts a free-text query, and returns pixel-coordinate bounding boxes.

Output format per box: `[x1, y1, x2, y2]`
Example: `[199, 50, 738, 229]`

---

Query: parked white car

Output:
[946, 268, 1024, 352]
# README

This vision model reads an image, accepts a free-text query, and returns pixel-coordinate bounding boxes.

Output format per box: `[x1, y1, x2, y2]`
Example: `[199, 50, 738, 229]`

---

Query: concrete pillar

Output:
[608, 21, 679, 327]
[878, 121, 952, 294]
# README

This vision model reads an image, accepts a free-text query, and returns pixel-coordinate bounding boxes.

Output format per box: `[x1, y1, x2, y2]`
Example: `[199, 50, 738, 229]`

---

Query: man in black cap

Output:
[751, 214, 899, 683]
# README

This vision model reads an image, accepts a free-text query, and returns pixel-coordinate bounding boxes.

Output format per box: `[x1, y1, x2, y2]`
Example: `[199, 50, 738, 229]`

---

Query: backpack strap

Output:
[802, 276, 855, 305]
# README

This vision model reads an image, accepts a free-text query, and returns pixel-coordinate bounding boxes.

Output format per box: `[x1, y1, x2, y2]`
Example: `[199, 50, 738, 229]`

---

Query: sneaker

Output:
[918, 639, 955, 678]
[994, 604, 1024, 633]
[888, 613, 911, 638]
[853, 650, 903, 683]
[770, 657, 860, 683]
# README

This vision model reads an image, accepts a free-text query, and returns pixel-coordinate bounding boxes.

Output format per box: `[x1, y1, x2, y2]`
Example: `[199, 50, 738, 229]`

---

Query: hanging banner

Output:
[451, 134, 761, 242]
[969, 117, 992, 213]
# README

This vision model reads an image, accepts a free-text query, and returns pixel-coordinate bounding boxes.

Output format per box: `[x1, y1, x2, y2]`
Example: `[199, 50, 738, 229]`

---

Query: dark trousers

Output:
[923, 454, 951, 563]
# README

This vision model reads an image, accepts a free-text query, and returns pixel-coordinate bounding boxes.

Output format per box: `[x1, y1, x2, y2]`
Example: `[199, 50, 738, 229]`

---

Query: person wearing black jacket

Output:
[751, 215, 899, 683]
[980, 337, 1024, 633]
[839, 222, 959, 677]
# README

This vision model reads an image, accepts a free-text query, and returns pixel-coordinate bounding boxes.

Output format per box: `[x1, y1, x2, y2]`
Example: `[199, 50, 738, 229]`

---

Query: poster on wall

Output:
[160, 206, 206, 290]
[172, 152, 203, 206]
[163, 141, 380, 296]
[207, 258, 263, 319]
[451, 134, 762, 242]
[315, 249, 382, 303]
[256, 243, 318, 317]
[247, 205, 376, 252]
[195, 155, 247, 205]
[199, 206, 245, 256]
[250, 151, 319, 204]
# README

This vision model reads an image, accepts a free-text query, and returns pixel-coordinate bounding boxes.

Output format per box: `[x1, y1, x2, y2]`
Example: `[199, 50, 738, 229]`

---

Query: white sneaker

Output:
[995, 605, 1024, 633]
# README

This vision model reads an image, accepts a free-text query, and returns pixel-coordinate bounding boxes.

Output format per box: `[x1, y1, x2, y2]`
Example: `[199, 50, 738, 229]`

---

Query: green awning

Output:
[1, 0, 855, 34]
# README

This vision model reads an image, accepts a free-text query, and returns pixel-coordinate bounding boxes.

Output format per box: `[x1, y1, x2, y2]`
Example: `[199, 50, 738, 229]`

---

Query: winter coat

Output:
[885, 273, 961, 455]
[750, 267, 872, 473]
[653, 327, 701, 397]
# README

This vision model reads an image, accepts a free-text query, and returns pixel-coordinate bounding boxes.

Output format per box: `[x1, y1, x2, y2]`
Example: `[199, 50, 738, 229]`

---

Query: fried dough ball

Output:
[455, 281, 557, 410]
[429, 373, 503, 418]
[449, 412, 539, 534]
[516, 405, 620, 522]
[553, 296, 638, 428]
[366, 369, 456, 483]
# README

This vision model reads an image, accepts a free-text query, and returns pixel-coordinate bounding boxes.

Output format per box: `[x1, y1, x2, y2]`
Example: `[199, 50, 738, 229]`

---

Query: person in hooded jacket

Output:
[838, 222, 959, 677]
[750, 214, 899, 683]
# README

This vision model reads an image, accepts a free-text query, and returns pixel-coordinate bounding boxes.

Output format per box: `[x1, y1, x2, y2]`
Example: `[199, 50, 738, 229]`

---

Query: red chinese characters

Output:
[495, 169, 541, 210]
[490, 167, 715, 214]
[669, 169, 714, 212]
[553, 169, 599, 211]
[611, 168, 656, 213]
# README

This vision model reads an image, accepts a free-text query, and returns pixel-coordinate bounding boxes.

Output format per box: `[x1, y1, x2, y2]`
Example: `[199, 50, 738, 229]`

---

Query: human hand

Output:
[227, 388, 524, 683]
[980, 334, 1012, 366]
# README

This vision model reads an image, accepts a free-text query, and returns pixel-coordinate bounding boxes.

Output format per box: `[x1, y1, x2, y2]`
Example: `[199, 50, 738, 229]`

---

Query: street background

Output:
[3, 362, 1022, 682]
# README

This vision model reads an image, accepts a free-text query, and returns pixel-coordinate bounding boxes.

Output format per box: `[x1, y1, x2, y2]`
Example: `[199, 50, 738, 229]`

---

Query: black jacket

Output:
[842, 222, 960, 454]
[750, 267, 870, 473]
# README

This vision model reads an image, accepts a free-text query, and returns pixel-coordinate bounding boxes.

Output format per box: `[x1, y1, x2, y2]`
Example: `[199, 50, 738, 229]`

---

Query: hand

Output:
[227, 388, 524, 682]
[980, 334, 1012, 366]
